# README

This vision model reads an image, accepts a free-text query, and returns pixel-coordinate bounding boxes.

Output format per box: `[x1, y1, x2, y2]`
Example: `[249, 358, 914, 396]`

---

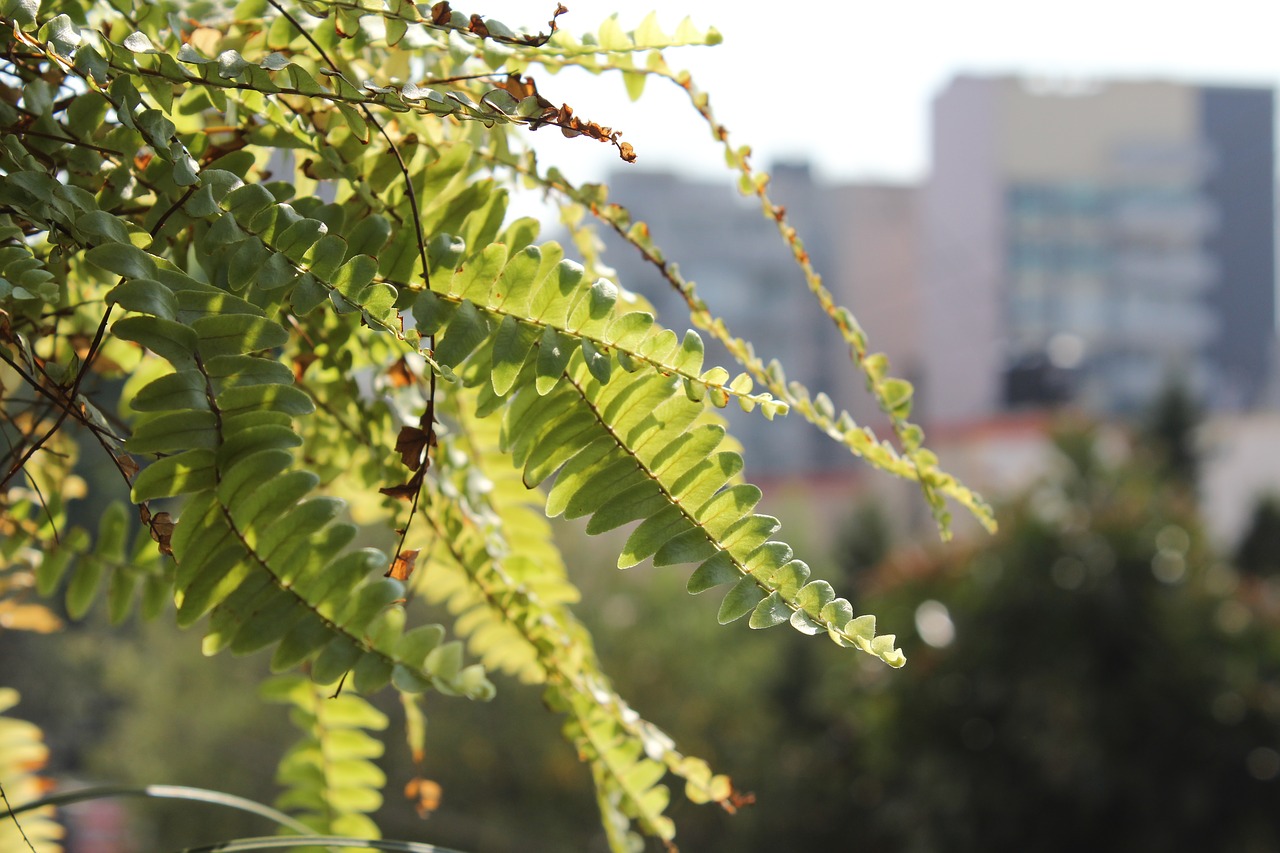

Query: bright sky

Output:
[475, 0, 1280, 186]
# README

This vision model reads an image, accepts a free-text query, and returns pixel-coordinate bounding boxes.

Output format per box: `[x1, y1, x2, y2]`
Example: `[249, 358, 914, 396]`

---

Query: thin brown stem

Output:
[0, 780, 38, 853]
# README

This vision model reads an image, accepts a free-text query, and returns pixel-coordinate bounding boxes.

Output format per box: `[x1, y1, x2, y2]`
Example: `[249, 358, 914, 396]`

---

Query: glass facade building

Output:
[921, 76, 1275, 424]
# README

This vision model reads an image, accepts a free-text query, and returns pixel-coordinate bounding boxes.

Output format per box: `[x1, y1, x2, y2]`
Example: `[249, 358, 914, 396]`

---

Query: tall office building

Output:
[920, 76, 1275, 425]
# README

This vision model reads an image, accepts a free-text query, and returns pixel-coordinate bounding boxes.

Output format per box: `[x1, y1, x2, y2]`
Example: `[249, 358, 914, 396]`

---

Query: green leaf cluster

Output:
[262, 674, 389, 840]
[0, 0, 992, 848]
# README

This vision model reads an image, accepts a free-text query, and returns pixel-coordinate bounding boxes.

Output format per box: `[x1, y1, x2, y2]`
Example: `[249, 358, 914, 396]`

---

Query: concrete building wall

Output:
[920, 76, 1006, 426]
[1200, 86, 1277, 410]
[1196, 413, 1280, 549]
[1002, 79, 1197, 183]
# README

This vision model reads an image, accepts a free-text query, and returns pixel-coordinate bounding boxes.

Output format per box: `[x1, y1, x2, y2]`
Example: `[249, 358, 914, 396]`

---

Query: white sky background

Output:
[472, 0, 1280, 187]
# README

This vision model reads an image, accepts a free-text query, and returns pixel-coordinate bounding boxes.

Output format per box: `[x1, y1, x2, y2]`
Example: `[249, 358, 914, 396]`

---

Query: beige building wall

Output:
[1001, 79, 1198, 183]
[920, 76, 1007, 426]
[1200, 412, 1280, 548]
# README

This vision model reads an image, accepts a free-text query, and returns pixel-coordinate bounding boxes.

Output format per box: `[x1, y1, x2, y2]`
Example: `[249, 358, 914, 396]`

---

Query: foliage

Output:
[0, 0, 993, 848]
[821, 423, 1280, 853]
[0, 689, 63, 852]
[1236, 494, 1280, 578]
[262, 674, 390, 839]
[1143, 379, 1202, 488]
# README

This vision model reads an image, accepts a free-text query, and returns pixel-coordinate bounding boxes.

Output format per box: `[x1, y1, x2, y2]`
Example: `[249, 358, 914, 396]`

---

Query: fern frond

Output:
[553, 357, 906, 664]
[0, 241, 60, 319]
[414, 235, 785, 414]
[1, 494, 70, 633]
[415, 407, 735, 850]
[93, 242, 492, 700]
[261, 674, 388, 839]
[512, 10, 724, 64]
[416, 485, 684, 850]
[192, 163, 786, 419]
[61, 16, 632, 166]
[288, 0, 568, 49]
[425, 304, 906, 666]
[33, 502, 171, 624]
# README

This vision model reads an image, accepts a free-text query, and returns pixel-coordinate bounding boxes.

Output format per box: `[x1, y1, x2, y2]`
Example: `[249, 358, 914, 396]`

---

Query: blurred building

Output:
[599, 165, 920, 475]
[597, 74, 1276, 478]
[920, 75, 1276, 425]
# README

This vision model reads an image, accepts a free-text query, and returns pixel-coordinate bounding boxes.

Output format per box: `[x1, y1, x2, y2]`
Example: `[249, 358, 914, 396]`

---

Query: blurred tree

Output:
[1236, 495, 1280, 578]
[834, 422, 1280, 853]
[835, 500, 893, 593]
[1143, 379, 1202, 488]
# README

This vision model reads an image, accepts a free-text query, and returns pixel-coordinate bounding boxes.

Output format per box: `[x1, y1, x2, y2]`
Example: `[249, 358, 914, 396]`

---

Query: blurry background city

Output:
[8, 2, 1280, 851]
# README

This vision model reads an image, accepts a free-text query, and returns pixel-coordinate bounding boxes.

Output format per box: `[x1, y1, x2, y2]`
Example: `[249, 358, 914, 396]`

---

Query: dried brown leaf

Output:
[387, 358, 415, 388]
[149, 510, 175, 555]
[395, 425, 430, 471]
[405, 776, 442, 818]
[379, 481, 420, 502]
[386, 548, 419, 581]
[118, 453, 140, 481]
